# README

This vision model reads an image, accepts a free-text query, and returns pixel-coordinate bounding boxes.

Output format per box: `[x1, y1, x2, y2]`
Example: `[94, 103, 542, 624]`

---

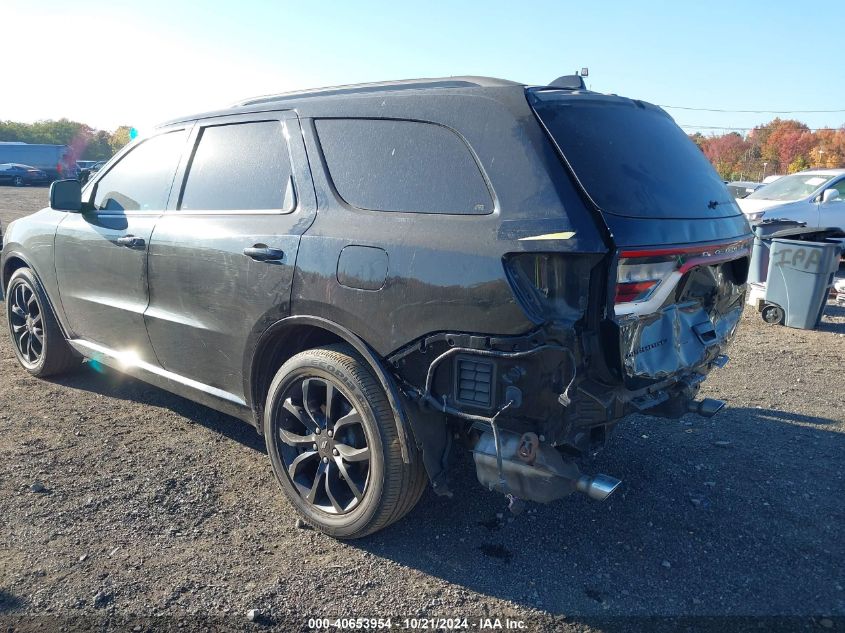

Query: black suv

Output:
[1, 76, 751, 538]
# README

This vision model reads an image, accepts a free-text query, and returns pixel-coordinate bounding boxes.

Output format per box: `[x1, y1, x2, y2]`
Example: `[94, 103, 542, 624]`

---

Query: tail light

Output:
[615, 257, 678, 303]
[57, 162, 63, 175]
[615, 241, 751, 312]
[504, 252, 602, 323]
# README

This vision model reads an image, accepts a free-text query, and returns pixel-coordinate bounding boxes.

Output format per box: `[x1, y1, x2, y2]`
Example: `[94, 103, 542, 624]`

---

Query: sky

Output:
[4, 0, 844, 136]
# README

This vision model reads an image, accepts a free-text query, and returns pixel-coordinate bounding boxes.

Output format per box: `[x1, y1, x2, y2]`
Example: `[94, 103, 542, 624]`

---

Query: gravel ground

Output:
[1, 186, 844, 632]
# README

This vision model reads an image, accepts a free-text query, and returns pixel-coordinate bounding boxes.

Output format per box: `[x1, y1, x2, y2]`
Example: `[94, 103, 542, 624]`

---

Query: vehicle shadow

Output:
[350, 406, 845, 622]
[45, 364, 266, 454]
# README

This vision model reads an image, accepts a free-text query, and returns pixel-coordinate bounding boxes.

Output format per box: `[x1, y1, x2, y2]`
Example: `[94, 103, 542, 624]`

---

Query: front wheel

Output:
[6, 268, 79, 376]
[12, 176, 24, 187]
[264, 344, 426, 538]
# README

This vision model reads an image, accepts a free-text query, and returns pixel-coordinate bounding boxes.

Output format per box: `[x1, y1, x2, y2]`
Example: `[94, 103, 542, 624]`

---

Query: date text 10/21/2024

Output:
[307, 618, 528, 630]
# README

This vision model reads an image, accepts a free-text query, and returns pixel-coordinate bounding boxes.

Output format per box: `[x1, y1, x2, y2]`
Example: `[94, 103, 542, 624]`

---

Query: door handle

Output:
[116, 235, 145, 248]
[243, 246, 285, 262]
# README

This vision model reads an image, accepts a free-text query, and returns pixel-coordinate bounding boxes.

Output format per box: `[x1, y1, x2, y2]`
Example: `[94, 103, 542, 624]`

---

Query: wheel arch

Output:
[2, 252, 31, 295]
[2, 251, 71, 339]
[247, 315, 415, 464]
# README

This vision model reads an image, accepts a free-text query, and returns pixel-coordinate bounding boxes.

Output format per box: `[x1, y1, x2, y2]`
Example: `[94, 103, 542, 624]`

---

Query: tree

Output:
[109, 126, 133, 154]
[0, 119, 132, 162]
[82, 130, 114, 161]
[754, 119, 810, 173]
[788, 154, 810, 173]
[694, 119, 845, 180]
[700, 133, 750, 180]
[810, 128, 845, 168]
[688, 132, 706, 151]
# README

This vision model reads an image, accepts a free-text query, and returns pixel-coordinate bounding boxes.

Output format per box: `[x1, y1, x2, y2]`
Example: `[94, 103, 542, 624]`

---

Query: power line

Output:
[678, 124, 839, 132]
[661, 105, 845, 114]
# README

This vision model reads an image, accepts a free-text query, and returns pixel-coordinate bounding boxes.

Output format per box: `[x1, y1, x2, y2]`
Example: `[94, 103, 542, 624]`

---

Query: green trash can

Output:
[762, 235, 843, 329]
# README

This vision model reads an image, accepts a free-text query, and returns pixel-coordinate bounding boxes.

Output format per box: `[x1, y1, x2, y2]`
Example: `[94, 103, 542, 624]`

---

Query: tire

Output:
[5, 268, 79, 377]
[761, 303, 785, 326]
[12, 176, 24, 187]
[264, 344, 427, 539]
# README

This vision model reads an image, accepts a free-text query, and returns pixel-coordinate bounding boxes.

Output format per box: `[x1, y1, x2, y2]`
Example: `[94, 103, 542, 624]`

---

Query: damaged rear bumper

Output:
[389, 317, 737, 504]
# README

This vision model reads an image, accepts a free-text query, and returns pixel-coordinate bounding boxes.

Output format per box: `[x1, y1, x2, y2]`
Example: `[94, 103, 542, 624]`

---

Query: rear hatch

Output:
[528, 89, 752, 386]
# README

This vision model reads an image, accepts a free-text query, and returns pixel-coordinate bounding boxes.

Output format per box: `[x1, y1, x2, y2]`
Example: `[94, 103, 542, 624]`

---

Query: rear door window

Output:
[315, 118, 493, 215]
[93, 130, 187, 212]
[179, 120, 295, 212]
[529, 91, 738, 219]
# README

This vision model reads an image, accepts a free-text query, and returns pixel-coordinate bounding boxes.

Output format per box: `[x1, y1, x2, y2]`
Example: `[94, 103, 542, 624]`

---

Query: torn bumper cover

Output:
[619, 300, 742, 381]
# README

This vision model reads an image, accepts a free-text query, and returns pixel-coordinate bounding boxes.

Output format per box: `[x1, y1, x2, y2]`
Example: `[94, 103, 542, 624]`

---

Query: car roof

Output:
[236, 76, 523, 106]
[790, 169, 845, 177]
[3, 163, 37, 169]
[158, 76, 530, 126]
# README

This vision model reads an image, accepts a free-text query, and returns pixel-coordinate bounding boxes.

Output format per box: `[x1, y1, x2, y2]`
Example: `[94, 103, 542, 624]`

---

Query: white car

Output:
[737, 169, 845, 230]
[836, 278, 845, 307]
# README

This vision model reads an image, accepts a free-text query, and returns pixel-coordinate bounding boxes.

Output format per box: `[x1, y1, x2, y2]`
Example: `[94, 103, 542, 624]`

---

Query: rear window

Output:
[180, 121, 295, 212]
[529, 92, 737, 219]
[315, 118, 493, 215]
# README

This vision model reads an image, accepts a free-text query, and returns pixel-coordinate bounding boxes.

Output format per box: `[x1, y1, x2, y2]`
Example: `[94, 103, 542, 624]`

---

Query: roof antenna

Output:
[548, 67, 588, 90]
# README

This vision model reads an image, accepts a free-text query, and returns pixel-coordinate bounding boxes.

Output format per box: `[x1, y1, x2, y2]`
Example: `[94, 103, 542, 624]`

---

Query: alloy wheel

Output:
[9, 282, 44, 365]
[272, 376, 371, 515]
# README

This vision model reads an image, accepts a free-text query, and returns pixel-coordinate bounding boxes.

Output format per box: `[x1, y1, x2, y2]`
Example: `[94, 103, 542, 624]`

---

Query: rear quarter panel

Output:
[289, 89, 608, 356]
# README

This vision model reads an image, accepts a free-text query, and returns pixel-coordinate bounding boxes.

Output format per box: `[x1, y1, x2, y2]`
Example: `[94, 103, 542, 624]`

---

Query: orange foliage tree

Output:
[692, 118, 845, 181]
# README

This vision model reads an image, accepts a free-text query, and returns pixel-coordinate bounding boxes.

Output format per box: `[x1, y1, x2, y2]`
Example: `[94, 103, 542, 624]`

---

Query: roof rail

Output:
[234, 76, 520, 107]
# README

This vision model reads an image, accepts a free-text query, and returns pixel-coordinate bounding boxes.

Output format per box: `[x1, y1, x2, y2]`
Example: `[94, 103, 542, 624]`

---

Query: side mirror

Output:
[49, 179, 82, 211]
[821, 188, 841, 204]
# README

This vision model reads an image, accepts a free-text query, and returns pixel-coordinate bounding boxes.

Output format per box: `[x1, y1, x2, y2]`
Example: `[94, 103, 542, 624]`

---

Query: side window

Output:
[179, 120, 295, 212]
[93, 130, 186, 212]
[833, 179, 845, 200]
[315, 118, 493, 215]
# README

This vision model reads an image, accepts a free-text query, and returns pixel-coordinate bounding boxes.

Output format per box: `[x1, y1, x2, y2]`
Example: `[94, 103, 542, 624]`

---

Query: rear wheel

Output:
[6, 268, 78, 376]
[264, 344, 427, 538]
[12, 176, 24, 187]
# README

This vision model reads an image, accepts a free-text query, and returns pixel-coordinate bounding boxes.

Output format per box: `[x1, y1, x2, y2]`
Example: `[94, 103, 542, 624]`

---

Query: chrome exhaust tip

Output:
[576, 474, 622, 501]
[688, 398, 726, 418]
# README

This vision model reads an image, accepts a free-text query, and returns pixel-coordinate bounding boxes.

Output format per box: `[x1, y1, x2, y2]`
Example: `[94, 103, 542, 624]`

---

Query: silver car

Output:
[737, 169, 845, 229]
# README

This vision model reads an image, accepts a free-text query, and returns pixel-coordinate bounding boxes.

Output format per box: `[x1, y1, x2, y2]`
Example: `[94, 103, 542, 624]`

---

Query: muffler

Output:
[473, 430, 620, 504]
[687, 398, 726, 418]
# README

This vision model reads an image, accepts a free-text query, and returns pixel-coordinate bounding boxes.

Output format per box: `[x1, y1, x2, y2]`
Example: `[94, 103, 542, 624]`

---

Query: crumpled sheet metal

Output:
[619, 301, 742, 380]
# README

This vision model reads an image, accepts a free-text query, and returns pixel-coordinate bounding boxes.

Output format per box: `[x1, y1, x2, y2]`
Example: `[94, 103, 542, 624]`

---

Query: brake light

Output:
[615, 280, 659, 303]
[615, 240, 751, 308]
[615, 258, 677, 304]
